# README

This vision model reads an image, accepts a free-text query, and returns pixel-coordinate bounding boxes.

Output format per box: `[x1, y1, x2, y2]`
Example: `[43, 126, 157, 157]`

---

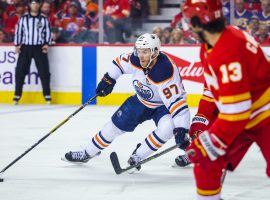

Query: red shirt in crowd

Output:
[104, 0, 130, 19]
[4, 13, 20, 34]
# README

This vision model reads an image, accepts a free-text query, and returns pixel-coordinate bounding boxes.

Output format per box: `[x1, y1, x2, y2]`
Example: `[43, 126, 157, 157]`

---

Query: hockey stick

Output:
[0, 93, 99, 176]
[110, 144, 180, 174]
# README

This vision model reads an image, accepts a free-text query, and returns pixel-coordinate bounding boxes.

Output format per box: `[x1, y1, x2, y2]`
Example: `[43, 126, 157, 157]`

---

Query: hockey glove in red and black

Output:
[189, 114, 209, 139]
[187, 131, 227, 167]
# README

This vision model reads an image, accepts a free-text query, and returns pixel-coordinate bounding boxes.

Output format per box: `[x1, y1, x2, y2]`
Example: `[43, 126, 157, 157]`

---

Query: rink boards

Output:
[1, 45, 269, 106]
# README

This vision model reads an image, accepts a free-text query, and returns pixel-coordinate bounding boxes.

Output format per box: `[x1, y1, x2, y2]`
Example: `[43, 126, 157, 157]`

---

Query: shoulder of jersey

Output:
[147, 52, 174, 84]
[226, 26, 246, 41]
[221, 26, 246, 48]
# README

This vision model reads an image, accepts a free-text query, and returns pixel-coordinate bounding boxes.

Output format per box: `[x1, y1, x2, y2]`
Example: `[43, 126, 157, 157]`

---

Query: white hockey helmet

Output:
[135, 33, 161, 57]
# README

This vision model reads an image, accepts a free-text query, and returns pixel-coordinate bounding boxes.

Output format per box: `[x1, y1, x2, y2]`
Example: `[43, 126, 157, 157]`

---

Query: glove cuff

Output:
[104, 73, 116, 85]
[192, 114, 209, 126]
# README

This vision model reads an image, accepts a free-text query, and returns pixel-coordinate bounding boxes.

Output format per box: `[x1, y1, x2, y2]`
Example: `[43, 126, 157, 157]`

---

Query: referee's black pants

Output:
[15, 45, 51, 99]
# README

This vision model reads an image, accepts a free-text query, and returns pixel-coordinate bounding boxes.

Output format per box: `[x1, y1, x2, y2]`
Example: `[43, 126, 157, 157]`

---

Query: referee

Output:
[14, 0, 52, 105]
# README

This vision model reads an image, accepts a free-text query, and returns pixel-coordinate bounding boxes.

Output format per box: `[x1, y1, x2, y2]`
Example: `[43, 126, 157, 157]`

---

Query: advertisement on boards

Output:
[0, 46, 82, 104]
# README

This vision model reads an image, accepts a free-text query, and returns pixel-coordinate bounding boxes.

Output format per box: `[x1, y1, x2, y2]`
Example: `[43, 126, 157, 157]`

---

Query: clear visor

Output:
[134, 47, 152, 57]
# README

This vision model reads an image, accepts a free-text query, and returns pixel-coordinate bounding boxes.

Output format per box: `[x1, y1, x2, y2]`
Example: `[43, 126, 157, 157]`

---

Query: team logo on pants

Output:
[133, 80, 154, 100]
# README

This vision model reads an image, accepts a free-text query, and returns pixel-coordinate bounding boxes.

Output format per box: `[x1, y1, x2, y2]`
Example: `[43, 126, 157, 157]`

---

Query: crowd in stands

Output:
[0, 0, 270, 44]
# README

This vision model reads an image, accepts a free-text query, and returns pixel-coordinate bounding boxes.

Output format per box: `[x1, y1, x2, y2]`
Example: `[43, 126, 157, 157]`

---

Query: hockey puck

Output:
[0, 178, 4, 182]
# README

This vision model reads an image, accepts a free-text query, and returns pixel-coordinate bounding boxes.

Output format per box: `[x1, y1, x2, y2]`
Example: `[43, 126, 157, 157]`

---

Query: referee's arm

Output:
[43, 17, 52, 45]
[14, 16, 24, 46]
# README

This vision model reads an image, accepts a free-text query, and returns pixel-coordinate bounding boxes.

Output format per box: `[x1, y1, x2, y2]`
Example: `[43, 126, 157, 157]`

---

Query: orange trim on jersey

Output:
[205, 43, 213, 53]
[251, 86, 270, 111]
[140, 99, 160, 107]
[197, 187, 221, 196]
[201, 95, 215, 102]
[194, 139, 207, 157]
[115, 56, 124, 72]
[246, 109, 270, 129]
[218, 110, 251, 121]
[170, 100, 186, 113]
[95, 134, 109, 148]
[148, 135, 161, 148]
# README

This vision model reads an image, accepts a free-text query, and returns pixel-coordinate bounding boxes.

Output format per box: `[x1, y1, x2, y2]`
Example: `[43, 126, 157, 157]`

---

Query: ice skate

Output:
[13, 95, 20, 105]
[62, 150, 100, 163]
[127, 143, 142, 173]
[173, 154, 191, 168]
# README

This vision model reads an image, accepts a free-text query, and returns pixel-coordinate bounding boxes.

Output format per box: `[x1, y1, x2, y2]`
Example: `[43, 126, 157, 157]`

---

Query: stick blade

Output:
[110, 152, 123, 175]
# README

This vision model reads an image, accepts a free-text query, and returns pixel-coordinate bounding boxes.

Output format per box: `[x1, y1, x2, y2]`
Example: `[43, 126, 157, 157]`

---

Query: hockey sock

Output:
[135, 131, 166, 160]
[85, 120, 124, 156]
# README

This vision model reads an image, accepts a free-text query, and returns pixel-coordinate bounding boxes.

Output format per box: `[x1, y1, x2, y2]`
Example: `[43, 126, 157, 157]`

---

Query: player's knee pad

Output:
[100, 120, 125, 141]
[155, 114, 174, 142]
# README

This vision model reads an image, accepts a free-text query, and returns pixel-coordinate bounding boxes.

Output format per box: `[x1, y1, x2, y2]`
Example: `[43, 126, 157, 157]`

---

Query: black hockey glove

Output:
[174, 127, 190, 150]
[96, 73, 116, 97]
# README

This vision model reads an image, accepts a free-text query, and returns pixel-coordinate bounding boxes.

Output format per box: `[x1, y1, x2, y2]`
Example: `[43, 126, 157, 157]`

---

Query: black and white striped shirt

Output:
[14, 13, 52, 46]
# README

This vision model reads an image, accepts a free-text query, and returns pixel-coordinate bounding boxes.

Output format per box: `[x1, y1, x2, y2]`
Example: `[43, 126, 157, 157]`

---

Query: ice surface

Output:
[0, 105, 269, 200]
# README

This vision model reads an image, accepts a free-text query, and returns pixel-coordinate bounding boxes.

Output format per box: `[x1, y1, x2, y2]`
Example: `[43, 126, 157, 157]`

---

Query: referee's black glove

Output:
[96, 73, 116, 97]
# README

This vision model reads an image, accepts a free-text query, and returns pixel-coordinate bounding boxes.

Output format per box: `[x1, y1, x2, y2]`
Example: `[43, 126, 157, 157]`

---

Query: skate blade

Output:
[61, 157, 89, 164]
[171, 163, 194, 169]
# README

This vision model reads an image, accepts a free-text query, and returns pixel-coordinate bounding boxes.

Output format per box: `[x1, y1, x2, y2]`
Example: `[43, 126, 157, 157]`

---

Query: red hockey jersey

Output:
[198, 26, 270, 145]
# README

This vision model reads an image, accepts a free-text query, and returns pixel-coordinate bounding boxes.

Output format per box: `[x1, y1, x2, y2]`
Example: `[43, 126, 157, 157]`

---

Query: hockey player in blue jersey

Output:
[62, 33, 191, 169]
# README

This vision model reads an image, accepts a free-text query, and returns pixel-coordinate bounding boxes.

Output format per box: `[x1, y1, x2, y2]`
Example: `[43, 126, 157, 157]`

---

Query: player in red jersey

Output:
[181, 0, 270, 199]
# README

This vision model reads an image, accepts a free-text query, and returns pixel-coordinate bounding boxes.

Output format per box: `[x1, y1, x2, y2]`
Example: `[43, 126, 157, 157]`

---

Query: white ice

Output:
[0, 105, 269, 200]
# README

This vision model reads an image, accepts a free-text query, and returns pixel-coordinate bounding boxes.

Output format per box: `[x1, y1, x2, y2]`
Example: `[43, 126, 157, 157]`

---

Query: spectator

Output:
[13, 0, 52, 105]
[0, 28, 8, 43]
[59, 1, 86, 40]
[104, 0, 131, 43]
[4, 1, 25, 37]
[257, 0, 270, 28]
[255, 23, 270, 44]
[41, 0, 60, 28]
[51, 27, 67, 44]
[0, 1, 7, 28]
[129, 0, 148, 29]
[245, 0, 262, 13]
[170, 28, 184, 44]
[3, 0, 21, 22]
[162, 27, 172, 44]
[222, 0, 231, 24]
[85, 0, 98, 31]
[55, 0, 83, 19]
[152, 26, 163, 42]
[86, 0, 98, 14]
[247, 15, 260, 37]
[170, 4, 188, 30]
[234, 0, 253, 30]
